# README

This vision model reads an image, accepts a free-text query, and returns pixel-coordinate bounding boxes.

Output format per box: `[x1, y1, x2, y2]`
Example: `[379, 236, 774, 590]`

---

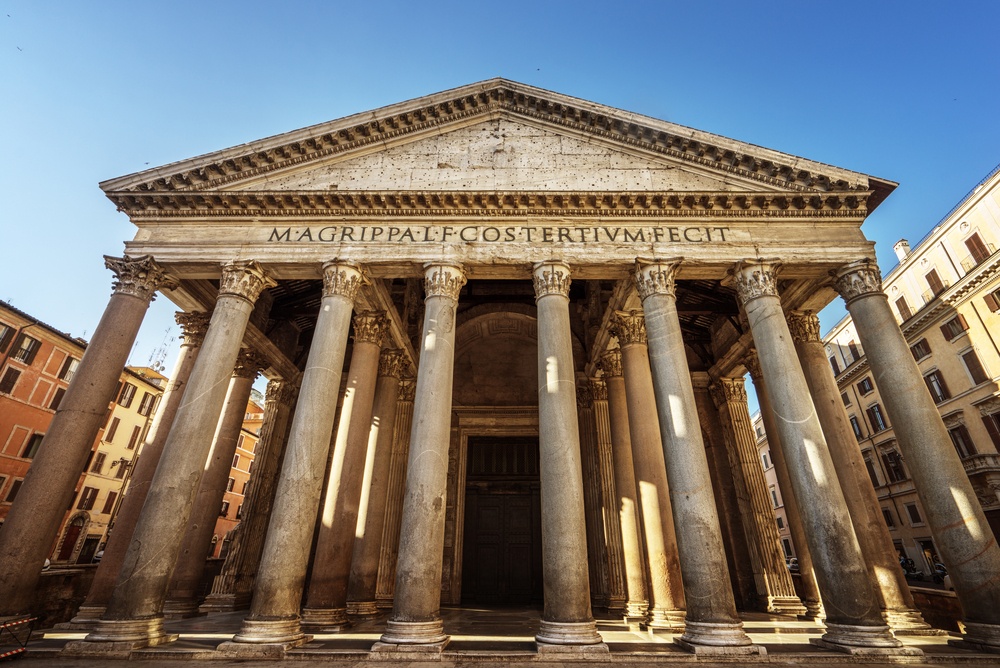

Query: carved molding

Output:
[733, 260, 780, 305]
[353, 311, 389, 346]
[533, 261, 571, 300]
[743, 349, 763, 381]
[634, 258, 680, 301]
[600, 349, 623, 377]
[378, 349, 407, 378]
[978, 397, 1000, 417]
[424, 263, 466, 301]
[611, 310, 647, 346]
[233, 348, 269, 379]
[708, 382, 725, 410]
[104, 255, 178, 303]
[219, 260, 276, 303]
[942, 411, 966, 429]
[576, 383, 593, 409]
[322, 261, 367, 300]
[590, 378, 608, 401]
[175, 311, 211, 346]
[398, 379, 416, 402]
[833, 259, 883, 305]
[786, 311, 821, 344]
[716, 376, 748, 404]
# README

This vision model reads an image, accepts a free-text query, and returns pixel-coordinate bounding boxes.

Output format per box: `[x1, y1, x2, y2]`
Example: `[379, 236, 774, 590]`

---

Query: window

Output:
[101, 491, 117, 515]
[241, 481, 249, 494]
[0, 323, 14, 353]
[781, 538, 793, 558]
[841, 391, 851, 407]
[962, 349, 990, 385]
[137, 392, 157, 417]
[117, 382, 137, 408]
[49, 387, 66, 410]
[10, 334, 41, 365]
[0, 368, 20, 394]
[769, 485, 780, 508]
[226, 477, 235, 492]
[126, 425, 141, 450]
[925, 269, 946, 296]
[219, 501, 230, 517]
[940, 314, 969, 341]
[247, 459, 253, 474]
[910, 339, 931, 361]
[105, 417, 120, 443]
[985, 289, 1000, 313]
[864, 455, 880, 487]
[776, 516, 784, 529]
[761, 451, 770, 470]
[895, 296, 913, 321]
[924, 370, 951, 403]
[966, 232, 992, 265]
[867, 403, 889, 433]
[77, 486, 99, 510]
[850, 415, 864, 441]
[21, 433, 43, 459]
[949, 425, 977, 458]
[829, 355, 841, 375]
[847, 340, 860, 362]
[232, 454, 240, 470]
[857, 377, 874, 395]
[905, 503, 923, 525]
[236, 434, 246, 451]
[236, 503, 243, 520]
[881, 450, 907, 483]
[58, 356, 79, 382]
[91, 452, 107, 474]
[982, 413, 1000, 450]
[882, 508, 895, 528]
[5, 479, 23, 503]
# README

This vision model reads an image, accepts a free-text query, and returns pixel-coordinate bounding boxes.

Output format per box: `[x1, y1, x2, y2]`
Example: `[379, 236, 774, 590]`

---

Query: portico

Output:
[4, 79, 999, 660]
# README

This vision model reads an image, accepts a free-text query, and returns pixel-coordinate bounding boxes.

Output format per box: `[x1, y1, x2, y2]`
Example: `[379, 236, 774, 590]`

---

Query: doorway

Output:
[461, 436, 543, 605]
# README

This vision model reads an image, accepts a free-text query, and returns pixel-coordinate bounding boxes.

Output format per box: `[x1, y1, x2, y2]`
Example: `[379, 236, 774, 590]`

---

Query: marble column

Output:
[744, 352, 824, 619]
[599, 351, 649, 621]
[787, 311, 935, 633]
[163, 348, 267, 617]
[531, 261, 606, 653]
[220, 262, 364, 656]
[635, 259, 758, 656]
[711, 376, 804, 616]
[835, 260, 1000, 651]
[374, 380, 415, 609]
[375, 263, 465, 652]
[0, 256, 175, 619]
[200, 379, 298, 612]
[590, 378, 629, 614]
[613, 311, 688, 630]
[346, 349, 407, 617]
[576, 383, 611, 610]
[734, 260, 905, 655]
[302, 311, 388, 630]
[67, 260, 273, 652]
[71, 311, 209, 625]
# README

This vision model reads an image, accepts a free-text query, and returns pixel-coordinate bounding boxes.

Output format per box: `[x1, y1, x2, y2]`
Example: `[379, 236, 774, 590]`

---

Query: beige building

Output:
[212, 396, 264, 558]
[823, 163, 1000, 576]
[752, 412, 795, 562]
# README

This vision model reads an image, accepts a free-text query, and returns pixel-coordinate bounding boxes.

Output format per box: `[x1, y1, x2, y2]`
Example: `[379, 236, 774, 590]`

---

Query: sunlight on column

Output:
[546, 356, 559, 393]
[803, 439, 828, 486]
[424, 318, 437, 351]
[356, 417, 381, 538]
[668, 395, 687, 437]
[952, 486, 983, 541]
[322, 387, 355, 529]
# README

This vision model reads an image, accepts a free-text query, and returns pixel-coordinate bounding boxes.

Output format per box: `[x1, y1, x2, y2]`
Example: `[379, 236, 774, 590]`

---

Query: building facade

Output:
[212, 396, 263, 558]
[3, 81, 1000, 658]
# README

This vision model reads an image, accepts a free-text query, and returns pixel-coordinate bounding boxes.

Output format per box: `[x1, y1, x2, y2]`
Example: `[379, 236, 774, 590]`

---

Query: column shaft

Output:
[374, 382, 414, 608]
[576, 385, 611, 610]
[590, 380, 629, 613]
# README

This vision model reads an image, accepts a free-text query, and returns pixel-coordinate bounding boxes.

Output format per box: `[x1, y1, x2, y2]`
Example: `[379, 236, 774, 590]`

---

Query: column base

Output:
[623, 599, 649, 620]
[346, 600, 380, 618]
[300, 606, 351, 631]
[768, 595, 808, 617]
[54, 605, 105, 630]
[675, 620, 762, 655]
[535, 619, 605, 648]
[161, 598, 203, 619]
[218, 636, 314, 659]
[949, 621, 1000, 653]
[375, 618, 449, 649]
[799, 600, 824, 620]
[199, 591, 251, 613]
[62, 618, 178, 656]
[641, 608, 685, 632]
[229, 617, 309, 646]
[812, 621, 917, 655]
[887, 608, 948, 635]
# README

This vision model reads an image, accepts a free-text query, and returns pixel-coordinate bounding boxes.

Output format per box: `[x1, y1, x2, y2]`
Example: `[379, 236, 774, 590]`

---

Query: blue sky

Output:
[2, 1, 999, 385]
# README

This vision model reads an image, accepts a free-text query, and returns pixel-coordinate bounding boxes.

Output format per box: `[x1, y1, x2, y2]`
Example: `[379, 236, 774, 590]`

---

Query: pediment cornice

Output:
[108, 189, 871, 219]
[101, 79, 895, 210]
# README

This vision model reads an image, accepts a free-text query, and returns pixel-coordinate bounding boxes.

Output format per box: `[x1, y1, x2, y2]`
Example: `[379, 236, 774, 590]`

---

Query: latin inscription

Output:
[268, 225, 729, 244]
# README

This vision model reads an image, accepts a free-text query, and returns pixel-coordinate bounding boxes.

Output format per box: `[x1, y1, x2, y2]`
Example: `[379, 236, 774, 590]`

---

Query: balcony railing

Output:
[961, 243, 997, 273]
[962, 453, 1000, 475]
[921, 280, 951, 305]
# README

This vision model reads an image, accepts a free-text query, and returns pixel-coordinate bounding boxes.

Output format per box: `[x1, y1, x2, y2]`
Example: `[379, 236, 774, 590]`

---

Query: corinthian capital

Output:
[322, 261, 367, 301]
[424, 263, 466, 301]
[353, 311, 389, 346]
[104, 255, 178, 303]
[786, 311, 821, 344]
[600, 349, 623, 377]
[220, 260, 276, 303]
[265, 379, 298, 406]
[611, 310, 647, 346]
[398, 379, 416, 402]
[532, 261, 571, 300]
[589, 378, 608, 401]
[743, 349, 763, 381]
[733, 260, 780, 306]
[833, 259, 883, 305]
[576, 382, 593, 409]
[233, 348, 269, 379]
[718, 376, 748, 404]
[634, 258, 680, 301]
[378, 349, 407, 378]
[175, 311, 211, 347]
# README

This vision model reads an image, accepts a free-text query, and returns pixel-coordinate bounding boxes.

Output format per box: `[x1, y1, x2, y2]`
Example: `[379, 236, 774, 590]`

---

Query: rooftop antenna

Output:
[147, 328, 175, 373]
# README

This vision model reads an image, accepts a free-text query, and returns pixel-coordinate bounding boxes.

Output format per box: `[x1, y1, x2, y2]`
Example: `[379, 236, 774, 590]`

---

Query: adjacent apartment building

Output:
[212, 396, 264, 558]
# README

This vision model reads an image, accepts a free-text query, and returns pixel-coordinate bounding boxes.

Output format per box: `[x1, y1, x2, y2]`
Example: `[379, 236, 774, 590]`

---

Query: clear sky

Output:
[2, 1, 999, 390]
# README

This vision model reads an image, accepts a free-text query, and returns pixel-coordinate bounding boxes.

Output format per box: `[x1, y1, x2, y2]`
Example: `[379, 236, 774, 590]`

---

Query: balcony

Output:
[921, 280, 951, 305]
[962, 453, 1000, 476]
[961, 243, 997, 273]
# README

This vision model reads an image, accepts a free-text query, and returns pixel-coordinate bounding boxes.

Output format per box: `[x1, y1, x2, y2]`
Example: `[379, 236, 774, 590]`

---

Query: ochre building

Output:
[2, 80, 1000, 659]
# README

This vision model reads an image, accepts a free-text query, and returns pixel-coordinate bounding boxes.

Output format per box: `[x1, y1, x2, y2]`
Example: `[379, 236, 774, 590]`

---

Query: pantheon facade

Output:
[2, 80, 1000, 658]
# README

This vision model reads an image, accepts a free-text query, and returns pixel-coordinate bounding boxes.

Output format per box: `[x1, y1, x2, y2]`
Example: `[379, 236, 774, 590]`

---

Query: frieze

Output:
[322, 261, 367, 301]
[175, 311, 211, 346]
[219, 260, 276, 303]
[378, 349, 407, 378]
[600, 349, 623, 378]
[733, 260, 780, 305]
[786, 312, 821, 344]
[833, 260, 883, 304]
[533, 261, 571, 300]
[424, 263, 466, 301]
[105, 255, 178, 303]
[635, 259, 680, 301]
[611, 310, 647, 346]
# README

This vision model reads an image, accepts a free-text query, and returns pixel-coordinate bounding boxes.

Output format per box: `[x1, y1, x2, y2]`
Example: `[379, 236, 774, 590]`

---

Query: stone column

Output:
[0, 256, 175, 619]
[576, 383, 611, 610]
[531, 261, 605, 653]
[613, 312, 688, 630]
[590, 378, 629, 614]
[302, 311, 388, 630]
[787, 311, 935, 633]
[835, 260, 1000, 651]
[163, 348, 267, 617]
[734, 260, 905, 655]
[67, 260, 273, 652]
[201, 379, 298, 612]
[744, 351, 824, 619]
[374, 263, 465, 652]
[710, 376, 804, 616]
[374, 380, 414, 609]
[634, 259, 758, 656]
[346, 349, 407, 617]
[599, 351, 649, 621]
[71, 311, 209, 625]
